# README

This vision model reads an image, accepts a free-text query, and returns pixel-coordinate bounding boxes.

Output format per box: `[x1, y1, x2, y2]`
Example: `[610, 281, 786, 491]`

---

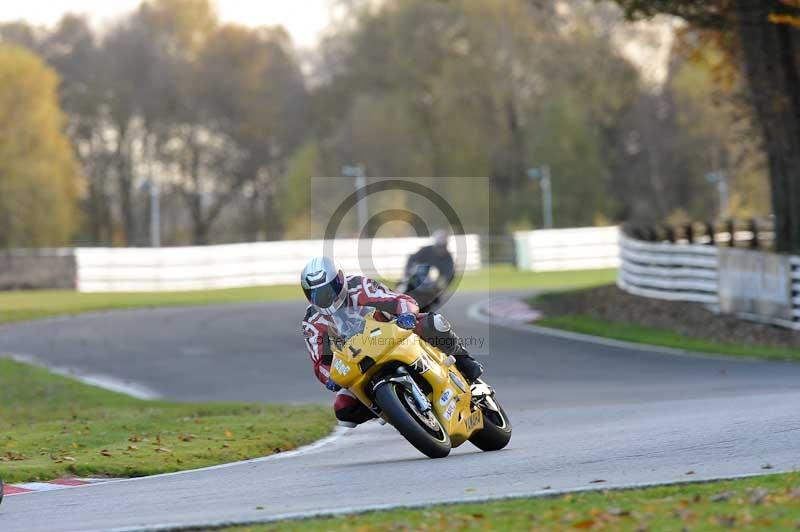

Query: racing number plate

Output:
[464, 409, 482, 431]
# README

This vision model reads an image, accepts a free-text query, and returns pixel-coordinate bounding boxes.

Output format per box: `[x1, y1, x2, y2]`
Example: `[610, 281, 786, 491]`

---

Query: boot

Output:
[453, 348, 484, 383]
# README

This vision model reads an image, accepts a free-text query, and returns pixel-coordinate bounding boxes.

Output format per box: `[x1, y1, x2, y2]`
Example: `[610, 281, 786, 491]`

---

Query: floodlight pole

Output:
[706, 170, 729, 219]
[148, 179, 161, 248]
[343, 164, 368, 233]
[528, 165, 553, 229]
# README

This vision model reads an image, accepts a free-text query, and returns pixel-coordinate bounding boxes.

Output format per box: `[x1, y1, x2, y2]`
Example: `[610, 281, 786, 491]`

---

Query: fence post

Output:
[727, 219, 736, 247]
[665, 225, 676, 243]
[685, 223, 695, 244]
[705, 221, 715, 245]
[749, 218, 759, 249]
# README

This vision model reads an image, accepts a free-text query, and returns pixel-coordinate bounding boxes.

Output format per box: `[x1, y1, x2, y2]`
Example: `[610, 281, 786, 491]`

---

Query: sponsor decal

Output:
[465, 410, 482, 431]
[333, 358, 350, 376]
[411, 355, 432, 374]
[369, 328, 382, 337]
[443, 400, 457, 420]
[449, 371, 467, 393]
[439, 388, 453, 406]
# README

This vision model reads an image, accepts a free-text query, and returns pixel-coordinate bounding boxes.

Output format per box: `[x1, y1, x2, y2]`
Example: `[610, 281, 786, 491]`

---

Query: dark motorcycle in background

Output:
[397, 263, 450, 313]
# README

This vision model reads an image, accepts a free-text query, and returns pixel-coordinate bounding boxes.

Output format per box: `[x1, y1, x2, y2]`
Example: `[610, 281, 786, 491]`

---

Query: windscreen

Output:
[329, 305, 375, 342]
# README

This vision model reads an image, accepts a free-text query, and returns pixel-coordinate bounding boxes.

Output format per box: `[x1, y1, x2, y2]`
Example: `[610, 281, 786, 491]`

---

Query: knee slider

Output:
[431, 313, 451, 332]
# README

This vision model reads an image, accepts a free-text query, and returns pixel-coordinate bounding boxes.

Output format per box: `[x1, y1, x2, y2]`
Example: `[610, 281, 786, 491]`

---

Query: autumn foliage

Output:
[0, 45, 81, 247]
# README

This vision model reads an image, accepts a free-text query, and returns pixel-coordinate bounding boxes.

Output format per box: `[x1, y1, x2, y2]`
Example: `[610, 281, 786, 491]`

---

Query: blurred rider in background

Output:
[300, 256, 483, 427]
[404, 229, 455, 289]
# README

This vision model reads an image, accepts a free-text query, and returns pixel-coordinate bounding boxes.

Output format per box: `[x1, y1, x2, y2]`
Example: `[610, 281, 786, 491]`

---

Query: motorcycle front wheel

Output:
[375, 382, 451, 458]
[469, 400, 512, 451]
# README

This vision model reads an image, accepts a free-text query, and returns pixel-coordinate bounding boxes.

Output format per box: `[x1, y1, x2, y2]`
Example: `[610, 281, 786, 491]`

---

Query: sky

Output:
[0, 0, 333, 48]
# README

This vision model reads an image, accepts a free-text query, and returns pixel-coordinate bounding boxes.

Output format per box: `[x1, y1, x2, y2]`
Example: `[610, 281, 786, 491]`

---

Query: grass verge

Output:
[0, 285, 301, 325]
[457, 266, 617, 292]
[0, 267, 617, 326]
[225, 473, 800, 531]
[529, 288, 800, 361]
[537, 314, 800, 360]
[0, 358, 334, 483]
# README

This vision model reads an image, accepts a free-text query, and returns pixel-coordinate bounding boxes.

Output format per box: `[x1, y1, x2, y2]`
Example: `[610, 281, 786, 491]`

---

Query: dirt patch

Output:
[534, 285, 800, 349]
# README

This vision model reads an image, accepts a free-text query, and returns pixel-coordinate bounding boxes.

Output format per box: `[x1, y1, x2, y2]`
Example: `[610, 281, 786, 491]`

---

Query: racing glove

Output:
[396, 313, 417, 330]
[325, 377, 341, 392]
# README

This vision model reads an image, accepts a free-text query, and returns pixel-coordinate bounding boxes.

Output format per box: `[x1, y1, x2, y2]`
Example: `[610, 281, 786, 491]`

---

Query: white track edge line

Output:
[103, 470, 796, 532]
[2, 352, 349, 494]
[5, 425, 349, 497]
[4, 353, 162, 399]
[466, 297, 774, 364]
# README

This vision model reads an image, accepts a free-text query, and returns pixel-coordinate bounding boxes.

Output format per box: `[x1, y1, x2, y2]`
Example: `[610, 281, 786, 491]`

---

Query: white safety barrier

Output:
[793, 256, 800, 322]
[617, 235, 719, 304]
[617, 234, 800, 330]
[75, 235, 482, 293]
[514, 226, 620, 271]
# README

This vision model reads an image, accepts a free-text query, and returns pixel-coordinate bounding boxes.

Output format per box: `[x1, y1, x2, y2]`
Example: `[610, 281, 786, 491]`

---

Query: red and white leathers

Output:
[301, 274, 479, 425]
[301, 275, 418, 387]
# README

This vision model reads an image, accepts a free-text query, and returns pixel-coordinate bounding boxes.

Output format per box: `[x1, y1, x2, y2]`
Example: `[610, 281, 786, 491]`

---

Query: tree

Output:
[610, 0, 800, 252]
[0, 45, 82, 247]
[316, 0, 641, 234]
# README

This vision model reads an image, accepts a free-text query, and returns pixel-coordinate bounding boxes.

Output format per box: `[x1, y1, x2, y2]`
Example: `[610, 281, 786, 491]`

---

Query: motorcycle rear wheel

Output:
[375, 382, 451, 458]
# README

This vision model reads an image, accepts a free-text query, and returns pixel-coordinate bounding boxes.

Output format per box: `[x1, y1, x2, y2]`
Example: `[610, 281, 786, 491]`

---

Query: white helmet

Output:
[432, 229, 448, 249]
[300, 257, 347, 315]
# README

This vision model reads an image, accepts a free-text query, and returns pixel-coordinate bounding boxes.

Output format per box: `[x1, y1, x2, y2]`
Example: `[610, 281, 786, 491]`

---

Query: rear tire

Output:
[375, 382, 451, 458]
[469, 401, 512, 451]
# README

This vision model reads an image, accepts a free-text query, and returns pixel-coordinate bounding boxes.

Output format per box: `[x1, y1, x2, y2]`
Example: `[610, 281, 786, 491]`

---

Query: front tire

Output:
[469, 401, 512, 451]
[375, 382, 451, 458]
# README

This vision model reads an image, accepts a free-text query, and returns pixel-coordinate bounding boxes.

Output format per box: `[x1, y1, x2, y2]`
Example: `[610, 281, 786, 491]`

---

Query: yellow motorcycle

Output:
[329, 306, 511, 458]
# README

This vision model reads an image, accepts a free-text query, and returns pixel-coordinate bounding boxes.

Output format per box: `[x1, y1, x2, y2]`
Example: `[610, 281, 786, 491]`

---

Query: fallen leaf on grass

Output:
[128, 445, 138, 451]
[178, 434, 194, 442]
[100, 450, 113, 457]
[710, 491, 734, 502]
[572, 518, 595, 529]
[224, 430, 234, 439]
[2, 451, 27, 461]
[607, 507, 630, 517]
[63, 456, 75, 462]
[154, 447, 172, 454]
[747, 487, 769, 505]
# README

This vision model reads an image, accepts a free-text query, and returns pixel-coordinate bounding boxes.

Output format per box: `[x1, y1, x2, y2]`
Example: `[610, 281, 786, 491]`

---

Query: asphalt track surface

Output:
[1, 292, 799, 531]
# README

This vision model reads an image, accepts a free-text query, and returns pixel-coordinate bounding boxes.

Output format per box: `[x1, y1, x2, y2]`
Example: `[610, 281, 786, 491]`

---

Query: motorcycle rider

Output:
[404, 229, 455, 288]
[300, 256, 483, 427]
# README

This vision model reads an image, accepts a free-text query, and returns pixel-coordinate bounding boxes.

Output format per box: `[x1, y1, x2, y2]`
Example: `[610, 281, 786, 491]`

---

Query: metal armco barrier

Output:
[618, 233, 800, 330]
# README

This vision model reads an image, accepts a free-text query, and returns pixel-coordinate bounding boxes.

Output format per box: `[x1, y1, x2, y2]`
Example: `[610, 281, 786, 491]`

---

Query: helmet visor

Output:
[303, 272, 345, 309]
